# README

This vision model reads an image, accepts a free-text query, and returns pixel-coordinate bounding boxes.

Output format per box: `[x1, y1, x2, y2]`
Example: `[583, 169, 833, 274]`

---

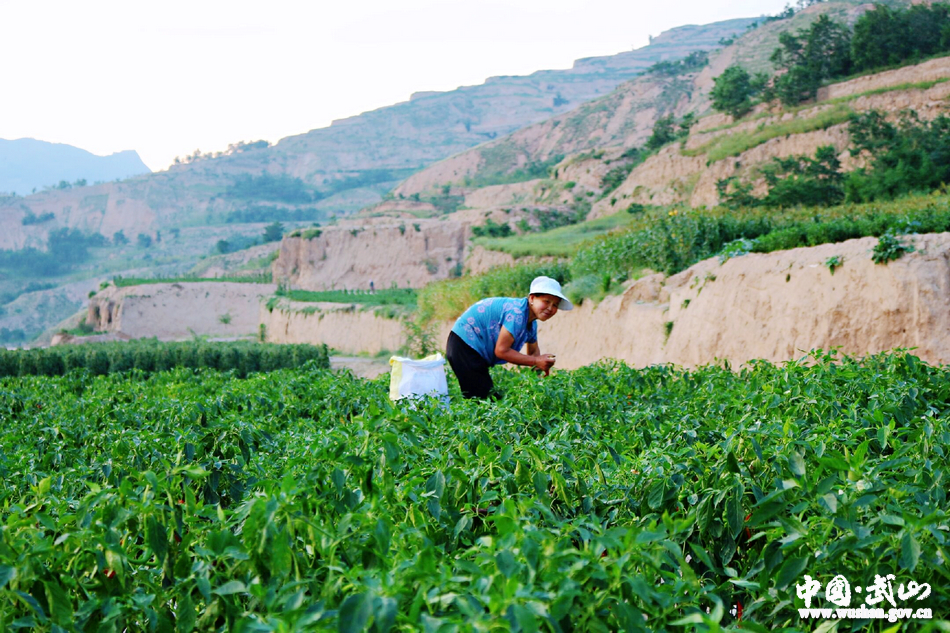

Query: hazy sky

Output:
[0, 0, 790, 171]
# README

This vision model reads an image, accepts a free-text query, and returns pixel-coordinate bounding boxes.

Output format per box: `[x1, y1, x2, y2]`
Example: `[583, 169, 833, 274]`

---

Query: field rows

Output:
[0, 350, 947, 631]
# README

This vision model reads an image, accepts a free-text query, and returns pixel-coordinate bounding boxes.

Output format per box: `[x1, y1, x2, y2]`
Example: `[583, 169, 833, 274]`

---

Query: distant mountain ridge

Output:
[0, 138, 150, 195]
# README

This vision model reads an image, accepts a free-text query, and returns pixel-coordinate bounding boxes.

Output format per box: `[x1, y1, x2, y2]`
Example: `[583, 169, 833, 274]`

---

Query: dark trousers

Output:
[446, 331, 495, 399]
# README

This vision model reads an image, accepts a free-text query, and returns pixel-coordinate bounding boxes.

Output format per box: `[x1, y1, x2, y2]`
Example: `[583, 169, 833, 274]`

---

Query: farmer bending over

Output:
[446, 276, 572, 399]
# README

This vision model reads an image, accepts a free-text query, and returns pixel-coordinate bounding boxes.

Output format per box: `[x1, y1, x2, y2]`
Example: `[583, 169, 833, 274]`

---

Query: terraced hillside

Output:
[0, 17, 755, 343]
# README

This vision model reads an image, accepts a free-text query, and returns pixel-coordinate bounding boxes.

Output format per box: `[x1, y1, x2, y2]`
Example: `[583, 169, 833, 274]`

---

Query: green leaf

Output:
[819, 492, 838, 514]
[818, 453, 849, 471]
[496, 550, 519, 578]
[271, 532, 291, 578]
[213, 580, 247, 596]
[812, 620, 841, 633]
[338, 592, 373, 633]
[688, 542, 717, 572]
[726, 484, 743, 538]
[0, 565, 16, 590]
[146, 516, 168, 563]
[775, 555, 809, 590]
[373, 596, 397, 633]
[788, 451, 806, 478]
[647, 480, 666, 510]
[43, 580, 71, 625]
[511, 604, 539, 633]
[374, 519, 391, 555]
[452, 515, 472, 540]
[425, 470, 445, 498]
[726, 451, 742, 474]
[15, 591, 46, 620]
[900, 532, 920, 572]
[182, 466, 209, 479]
[670, 612, 706, 625]
[177, 591, 196, 633]
[607, 445, 623, 465]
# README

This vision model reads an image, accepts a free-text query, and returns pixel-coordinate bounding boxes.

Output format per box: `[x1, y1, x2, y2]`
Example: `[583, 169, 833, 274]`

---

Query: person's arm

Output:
[495, 327, 555, 374]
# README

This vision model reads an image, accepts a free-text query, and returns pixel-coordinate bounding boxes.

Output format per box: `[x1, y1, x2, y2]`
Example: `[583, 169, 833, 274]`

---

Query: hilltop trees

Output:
[711, 3, 950, 119]
[851, 3, 950, 72]
[771, 14, 852, 105]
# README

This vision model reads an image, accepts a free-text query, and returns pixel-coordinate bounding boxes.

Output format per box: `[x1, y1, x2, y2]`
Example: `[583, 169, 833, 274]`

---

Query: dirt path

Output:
[329, 356, 392, 379]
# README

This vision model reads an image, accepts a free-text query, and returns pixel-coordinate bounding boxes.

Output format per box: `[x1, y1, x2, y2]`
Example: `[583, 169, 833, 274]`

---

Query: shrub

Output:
[824, 255, 843, 274]
[471, 218, 513, 238]
[872, 233, 915, 264]
[760, 145, 844, 208]
[710, 66, 767, 118]
[845, 111, 950, 202]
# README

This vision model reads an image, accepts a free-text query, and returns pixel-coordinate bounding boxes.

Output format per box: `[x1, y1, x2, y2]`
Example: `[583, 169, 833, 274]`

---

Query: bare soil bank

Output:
[77, 233, 950, 373]
[269, 233, 950, 370]
[87, 282, 275, 340]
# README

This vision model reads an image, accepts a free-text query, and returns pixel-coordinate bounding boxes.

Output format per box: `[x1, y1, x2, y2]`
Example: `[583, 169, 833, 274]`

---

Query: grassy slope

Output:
[471, 210, 651, 258]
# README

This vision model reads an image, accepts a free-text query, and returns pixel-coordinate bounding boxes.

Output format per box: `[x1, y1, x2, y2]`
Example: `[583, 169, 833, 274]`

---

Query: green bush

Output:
[0, 351, 17, 376]
[36, 349, 66, 376]
[710, 66, 768, 118]
[86, 348, 110, 376]
[770, 15, 852, 105]
[471, 218, 513, 238]
[845, 111, 950, 202]
[851, 3, 950, 73]
[572, 197, 950, 279]
[872, 232, 916, 264]
[572, 213, 773, 277]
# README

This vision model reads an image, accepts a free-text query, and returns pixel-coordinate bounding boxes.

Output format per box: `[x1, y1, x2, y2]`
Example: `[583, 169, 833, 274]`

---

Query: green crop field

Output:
[0, 349, 947, 631]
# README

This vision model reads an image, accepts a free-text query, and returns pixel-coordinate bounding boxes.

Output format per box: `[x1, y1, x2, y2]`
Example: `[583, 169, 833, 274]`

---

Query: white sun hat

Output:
[529, 276, 573, 311]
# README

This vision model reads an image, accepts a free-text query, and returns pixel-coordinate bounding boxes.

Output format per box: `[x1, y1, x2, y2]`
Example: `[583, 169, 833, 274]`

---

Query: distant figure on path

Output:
[446, 276, 571, 399]
[370, 280, 375, 293]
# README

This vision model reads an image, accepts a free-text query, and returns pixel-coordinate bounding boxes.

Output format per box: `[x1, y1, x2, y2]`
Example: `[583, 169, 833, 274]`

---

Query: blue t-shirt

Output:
[451, 297, 538, 365]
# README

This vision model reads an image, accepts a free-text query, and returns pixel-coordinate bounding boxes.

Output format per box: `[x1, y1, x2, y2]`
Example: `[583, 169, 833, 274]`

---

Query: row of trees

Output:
[713, 3, 950, 117]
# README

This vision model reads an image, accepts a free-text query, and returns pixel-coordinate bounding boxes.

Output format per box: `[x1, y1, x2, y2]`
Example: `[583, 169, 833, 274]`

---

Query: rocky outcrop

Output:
[87, 282, 274, 340]
[272, 221, 468, 290]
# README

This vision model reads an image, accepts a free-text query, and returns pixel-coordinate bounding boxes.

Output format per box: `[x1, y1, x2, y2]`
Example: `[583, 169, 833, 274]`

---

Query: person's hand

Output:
[533, 354, 556, 376]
